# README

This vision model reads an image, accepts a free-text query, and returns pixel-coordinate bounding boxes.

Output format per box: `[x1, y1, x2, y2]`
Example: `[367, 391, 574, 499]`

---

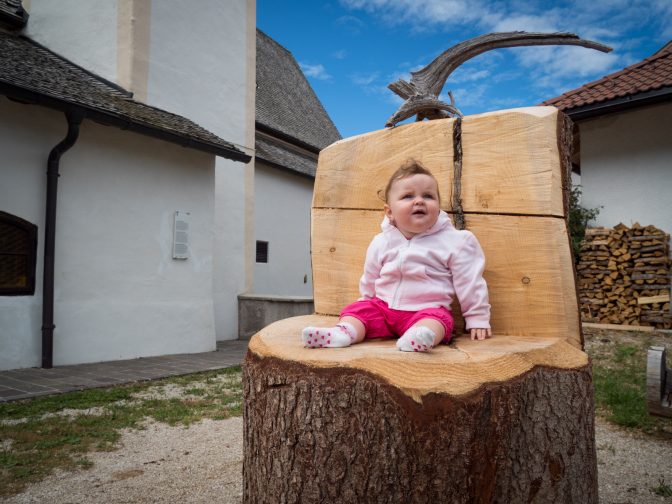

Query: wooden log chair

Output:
[243, 107, 598, 504]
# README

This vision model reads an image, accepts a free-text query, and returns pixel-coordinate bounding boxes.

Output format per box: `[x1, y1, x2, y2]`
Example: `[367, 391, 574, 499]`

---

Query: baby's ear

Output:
[384, 204, 393, 222]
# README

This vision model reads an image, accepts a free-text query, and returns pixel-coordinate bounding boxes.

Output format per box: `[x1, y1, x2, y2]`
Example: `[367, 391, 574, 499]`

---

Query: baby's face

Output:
[384, 174, 440, 239]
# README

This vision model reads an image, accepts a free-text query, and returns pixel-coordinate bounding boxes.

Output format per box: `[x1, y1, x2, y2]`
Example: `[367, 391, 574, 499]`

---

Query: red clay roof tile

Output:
[542, 42, 672, 110]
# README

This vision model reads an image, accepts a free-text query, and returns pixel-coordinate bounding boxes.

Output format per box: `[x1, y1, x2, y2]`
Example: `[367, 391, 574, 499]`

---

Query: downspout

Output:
[42, 111, 83, 368]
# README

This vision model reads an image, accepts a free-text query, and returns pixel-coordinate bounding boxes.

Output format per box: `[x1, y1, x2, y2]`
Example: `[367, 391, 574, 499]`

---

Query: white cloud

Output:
[445, 83, 490, 108]
[335, 14, 366, 34]
[513, 45, 619, 88]
[339, 0, 490, 28]
[449, 68, 490, 83]
[488, 13, 559, 33]
[652, 0, 672, 38]
[351, 72, 380, 86]
[339, 0, 668, 52]
[299, 62, 332, 81]
[332, 49, 348, 60]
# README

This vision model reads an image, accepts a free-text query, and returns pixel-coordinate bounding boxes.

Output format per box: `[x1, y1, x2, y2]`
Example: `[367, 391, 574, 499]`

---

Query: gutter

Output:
[41, 111, 82, 369]
[556, 86, 672, 121]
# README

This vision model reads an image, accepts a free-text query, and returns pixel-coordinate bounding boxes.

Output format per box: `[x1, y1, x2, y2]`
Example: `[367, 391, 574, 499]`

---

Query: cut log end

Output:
[248, 315, 588, 401]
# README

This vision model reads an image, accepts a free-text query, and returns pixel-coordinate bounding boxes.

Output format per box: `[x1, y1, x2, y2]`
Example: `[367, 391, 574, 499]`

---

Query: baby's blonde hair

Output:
[379, 159, 441, 203]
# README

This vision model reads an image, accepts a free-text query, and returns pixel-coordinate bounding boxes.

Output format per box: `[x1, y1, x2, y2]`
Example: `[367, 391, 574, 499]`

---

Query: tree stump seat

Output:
[243, 107, 598, 503]
[248, 314, 587, 399]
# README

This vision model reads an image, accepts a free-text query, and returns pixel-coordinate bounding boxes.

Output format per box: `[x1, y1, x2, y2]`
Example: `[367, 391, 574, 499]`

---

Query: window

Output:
[256, 240, 269, 263]
[0, 211, 37, 296]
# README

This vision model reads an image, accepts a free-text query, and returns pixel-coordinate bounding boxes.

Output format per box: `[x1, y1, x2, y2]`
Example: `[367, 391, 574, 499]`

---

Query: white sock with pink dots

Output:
[396, 326, 436, 352]
[302, 322, 357, 348]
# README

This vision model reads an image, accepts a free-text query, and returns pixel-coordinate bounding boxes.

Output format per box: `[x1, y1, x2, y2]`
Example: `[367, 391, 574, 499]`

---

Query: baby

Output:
[302, 160, 491, 352]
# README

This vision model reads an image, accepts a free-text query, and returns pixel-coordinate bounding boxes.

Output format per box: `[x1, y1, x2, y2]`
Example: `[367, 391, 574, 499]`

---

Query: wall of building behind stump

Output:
[580, 101, 672, 235]
[25, 0, 257, 342]
[0, 97, 217, 370]
[253, 162, 314, 297]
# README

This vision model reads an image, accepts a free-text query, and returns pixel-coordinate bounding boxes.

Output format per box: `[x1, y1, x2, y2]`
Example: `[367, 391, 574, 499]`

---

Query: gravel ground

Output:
[2, 414, 671, 504]
[1, 418, 244, 504]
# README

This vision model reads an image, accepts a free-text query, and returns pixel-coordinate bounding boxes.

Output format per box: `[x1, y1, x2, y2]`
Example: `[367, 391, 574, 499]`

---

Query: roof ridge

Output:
[255, 29, 341, 149]
[256, 28, 293, 57]
[653, 40, 672, 56]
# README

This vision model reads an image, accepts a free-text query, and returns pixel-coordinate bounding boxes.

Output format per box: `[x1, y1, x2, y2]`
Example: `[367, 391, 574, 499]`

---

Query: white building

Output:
[253, 30, 341, 296]
[237, 30, 341, 338]
[0, 0, 254, 370]
[544, 42, 672, 234]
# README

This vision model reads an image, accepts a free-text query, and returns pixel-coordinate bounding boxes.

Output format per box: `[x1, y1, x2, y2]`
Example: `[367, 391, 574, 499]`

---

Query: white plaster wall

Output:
[579, 102, 672, 234]
[0, 98, 63, 370]
[145, 0, 250, 145]
[53, 122, 216, 366]
[142, 0, 256, 341]
[0, 97, 216, 370]
[19, 0, 256, 343]
[213, 158, 252, 340]
[24, 0, 118, 83]
[253, 164, 314, 297]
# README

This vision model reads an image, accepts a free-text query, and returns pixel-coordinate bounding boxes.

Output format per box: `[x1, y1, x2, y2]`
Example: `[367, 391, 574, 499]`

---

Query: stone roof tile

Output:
[256, 29, 341, 151]
[0, 32, 249, 162]
[255, 135, 318, 178]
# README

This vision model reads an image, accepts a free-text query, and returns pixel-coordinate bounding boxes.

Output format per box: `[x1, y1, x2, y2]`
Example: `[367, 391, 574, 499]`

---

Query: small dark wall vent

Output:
[256, 241, 269, 263]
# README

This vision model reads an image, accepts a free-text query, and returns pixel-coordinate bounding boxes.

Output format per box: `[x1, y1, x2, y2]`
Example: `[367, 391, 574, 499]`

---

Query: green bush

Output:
[569, 185, 601, 261]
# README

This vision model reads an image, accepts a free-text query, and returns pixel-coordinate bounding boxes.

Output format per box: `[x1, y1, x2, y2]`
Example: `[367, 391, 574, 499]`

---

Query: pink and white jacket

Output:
[359, 211, 491, 329]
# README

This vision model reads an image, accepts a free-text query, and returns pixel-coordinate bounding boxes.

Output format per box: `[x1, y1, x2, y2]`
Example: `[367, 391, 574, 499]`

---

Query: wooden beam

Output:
[315, 108, 566, 217]
[637, 294, 670, 305]
[312, 209, 580, 345]
[582, 322, 655, 332]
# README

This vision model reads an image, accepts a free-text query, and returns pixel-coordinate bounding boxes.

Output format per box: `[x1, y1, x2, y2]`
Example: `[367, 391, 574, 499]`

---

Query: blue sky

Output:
[257, 0, 671, 139]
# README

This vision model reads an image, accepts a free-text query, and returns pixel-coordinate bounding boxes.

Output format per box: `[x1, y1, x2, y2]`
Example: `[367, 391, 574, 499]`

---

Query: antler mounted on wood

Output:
[386, 31, 612, 127]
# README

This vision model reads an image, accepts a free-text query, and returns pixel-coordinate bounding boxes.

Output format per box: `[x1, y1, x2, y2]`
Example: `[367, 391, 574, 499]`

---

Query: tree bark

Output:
[243, 352, 597, 504]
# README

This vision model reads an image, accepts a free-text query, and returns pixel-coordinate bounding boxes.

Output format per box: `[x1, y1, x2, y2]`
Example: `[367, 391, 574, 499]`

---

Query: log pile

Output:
[577, 223, 671, 329]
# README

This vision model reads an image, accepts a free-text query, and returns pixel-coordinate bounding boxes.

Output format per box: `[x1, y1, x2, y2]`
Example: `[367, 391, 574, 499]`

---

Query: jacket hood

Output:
[381, 210, 455, 239]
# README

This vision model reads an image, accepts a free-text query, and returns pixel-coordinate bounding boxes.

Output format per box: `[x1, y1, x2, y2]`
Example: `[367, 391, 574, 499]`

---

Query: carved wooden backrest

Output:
[311, 107, 581, 347]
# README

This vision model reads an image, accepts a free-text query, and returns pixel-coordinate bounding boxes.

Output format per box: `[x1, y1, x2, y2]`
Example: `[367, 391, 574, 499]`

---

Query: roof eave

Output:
[0, 82, 251, 163]
[256, 155, 316, 180]
[0, 9, 28, 29]
[562, 86, 672, 121]
[255, 121, 323, 154]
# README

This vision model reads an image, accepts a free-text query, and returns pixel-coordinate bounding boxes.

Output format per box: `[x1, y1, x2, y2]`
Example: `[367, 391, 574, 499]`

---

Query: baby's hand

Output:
[470, 328, 491, 341]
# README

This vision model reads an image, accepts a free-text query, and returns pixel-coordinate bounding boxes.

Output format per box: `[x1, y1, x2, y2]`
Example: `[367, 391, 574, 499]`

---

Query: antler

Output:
[385, 32, 612, 127]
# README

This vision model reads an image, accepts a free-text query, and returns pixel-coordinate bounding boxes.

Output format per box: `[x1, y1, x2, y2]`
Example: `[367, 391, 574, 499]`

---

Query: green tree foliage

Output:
[569, 185, 601, 261]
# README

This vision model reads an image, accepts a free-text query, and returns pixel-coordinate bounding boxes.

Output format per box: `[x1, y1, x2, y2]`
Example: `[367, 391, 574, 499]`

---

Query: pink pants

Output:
[340, 298, 454, 343]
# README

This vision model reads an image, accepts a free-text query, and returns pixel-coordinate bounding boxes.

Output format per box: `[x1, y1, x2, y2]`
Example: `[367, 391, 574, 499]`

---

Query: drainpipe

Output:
[42, 111, 83, 368]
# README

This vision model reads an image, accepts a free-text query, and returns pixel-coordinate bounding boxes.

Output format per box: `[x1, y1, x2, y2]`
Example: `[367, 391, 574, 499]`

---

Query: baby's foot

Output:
[396, 326, 436, 352]
[302, 324, 354, 348]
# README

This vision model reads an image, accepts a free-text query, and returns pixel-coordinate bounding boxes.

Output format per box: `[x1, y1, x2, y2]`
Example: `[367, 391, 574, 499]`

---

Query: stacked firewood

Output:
[631, 224, 672, 328]
[577, 223, 671, 329]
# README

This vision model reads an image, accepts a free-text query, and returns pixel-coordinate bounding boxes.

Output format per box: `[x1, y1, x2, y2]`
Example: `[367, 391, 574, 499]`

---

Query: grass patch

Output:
[585, 329, 672, 438]
[653, 478, 672, 497]
[0, 365, 242, 496]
